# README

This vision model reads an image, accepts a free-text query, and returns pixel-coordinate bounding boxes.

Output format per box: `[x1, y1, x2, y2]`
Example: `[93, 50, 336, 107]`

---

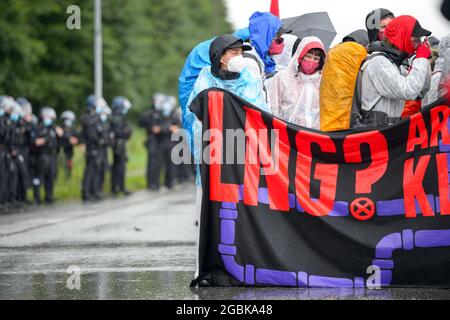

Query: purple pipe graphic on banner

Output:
[219, 197, 450, 287]
[218, 134, 450, 287]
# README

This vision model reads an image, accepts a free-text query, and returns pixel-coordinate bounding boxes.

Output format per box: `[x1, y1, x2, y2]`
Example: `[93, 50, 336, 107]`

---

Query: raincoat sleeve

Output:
[266, 73, 284, 117]
[422, 72, 442, 106]
[365, 57, 430, 101]
[238, 69, 270, 113]
[439, 50, 450, 97]
[178, 40, 213, 113]
[186, 68, 212, 187]
[420, 62, 432, 98]
[185, 68, 211, 151]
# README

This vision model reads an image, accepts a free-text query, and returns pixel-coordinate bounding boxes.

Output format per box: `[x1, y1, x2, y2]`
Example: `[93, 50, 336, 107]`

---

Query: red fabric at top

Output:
[385, 15, 418, 55]
[270, 0, 280, 17]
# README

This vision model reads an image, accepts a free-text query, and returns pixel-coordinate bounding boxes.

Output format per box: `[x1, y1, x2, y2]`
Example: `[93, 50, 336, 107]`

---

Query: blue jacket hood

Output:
[249, 12, 281, 74]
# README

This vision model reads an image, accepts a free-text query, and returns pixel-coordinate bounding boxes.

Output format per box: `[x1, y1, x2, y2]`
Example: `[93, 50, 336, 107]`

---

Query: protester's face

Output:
[410, 36, 422, 50]
[220, 47, 243, 70]
[379, 17, 393, 32]
[377, 17, 393, 41]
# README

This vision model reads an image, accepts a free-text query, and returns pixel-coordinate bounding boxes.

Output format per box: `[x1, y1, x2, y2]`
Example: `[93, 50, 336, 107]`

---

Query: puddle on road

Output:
[1, 271, 449, 300]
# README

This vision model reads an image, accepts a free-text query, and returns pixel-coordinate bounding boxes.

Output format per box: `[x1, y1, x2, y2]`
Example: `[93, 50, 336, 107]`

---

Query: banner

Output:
[190, 88, 450, 288]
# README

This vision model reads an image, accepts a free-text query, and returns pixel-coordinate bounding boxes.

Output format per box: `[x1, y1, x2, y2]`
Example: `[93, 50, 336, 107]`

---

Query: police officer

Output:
[15, 98, 36, 204]
[110, 96, 133, 196]
[139, 94, 180, 191]
[171, 101, 193, 183]
[60, 110, 79, 178]
[34, 107, 62, 205]
[97, 105, 112, 195]
[81, 95, 106, 201]
[2, 98, 22, 208]
[0, 96, 12, 210]
[28, 113, 40, 205]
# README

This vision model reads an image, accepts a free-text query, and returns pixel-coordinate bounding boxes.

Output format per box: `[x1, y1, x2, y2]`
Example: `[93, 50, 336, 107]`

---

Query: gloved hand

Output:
[416, 40, 432, 59]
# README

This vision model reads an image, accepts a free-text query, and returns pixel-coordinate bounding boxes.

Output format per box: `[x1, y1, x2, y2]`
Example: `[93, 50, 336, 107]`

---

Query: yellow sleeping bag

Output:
[320, 42, 367, 132]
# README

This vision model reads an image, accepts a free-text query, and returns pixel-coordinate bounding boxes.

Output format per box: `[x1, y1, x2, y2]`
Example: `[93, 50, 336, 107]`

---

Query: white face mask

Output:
[227, 55, 246, 73]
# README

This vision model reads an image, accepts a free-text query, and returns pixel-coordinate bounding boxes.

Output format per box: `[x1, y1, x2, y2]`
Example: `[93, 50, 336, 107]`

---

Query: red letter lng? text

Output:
[208, 91, 239, 203]
[243, 107, 290, 212]
[295, 131, 338, 217]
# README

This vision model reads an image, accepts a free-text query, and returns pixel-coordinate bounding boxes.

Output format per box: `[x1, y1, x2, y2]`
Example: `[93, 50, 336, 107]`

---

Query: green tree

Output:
[0, 0, 232, 116]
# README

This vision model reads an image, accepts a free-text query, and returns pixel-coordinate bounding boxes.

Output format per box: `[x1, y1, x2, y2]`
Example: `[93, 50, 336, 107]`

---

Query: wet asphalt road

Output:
[0, 183, 449, 300]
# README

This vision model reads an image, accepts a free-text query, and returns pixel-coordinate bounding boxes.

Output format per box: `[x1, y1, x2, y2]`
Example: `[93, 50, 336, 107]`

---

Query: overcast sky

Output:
[225, 0, 449, 45]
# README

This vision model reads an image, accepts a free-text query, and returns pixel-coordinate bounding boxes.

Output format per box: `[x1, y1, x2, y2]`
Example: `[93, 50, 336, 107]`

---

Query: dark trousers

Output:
[6, 155, 18, 203]
[112, 153, 126, 193]
[97, 148, 109, 194]
[146, 139, 176, 190]
[82, 153, 101, 199]
[16, 152, 30, 202]
[34, 154, 56, 203]
[0, 149, 6, 204]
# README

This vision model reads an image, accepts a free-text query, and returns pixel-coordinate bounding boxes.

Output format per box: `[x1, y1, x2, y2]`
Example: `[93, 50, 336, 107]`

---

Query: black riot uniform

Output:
[81, 112, 103, 201]
[60, 125, 79, 178]
[97, 118, 111, 195]
[110, 113, 132, 195]
[5, 117, 19, 205]
[15, 119, 35, 203]
[139, 107, 181, 190]
[34, 123, 59, 204]
[0, 114, 9, 207]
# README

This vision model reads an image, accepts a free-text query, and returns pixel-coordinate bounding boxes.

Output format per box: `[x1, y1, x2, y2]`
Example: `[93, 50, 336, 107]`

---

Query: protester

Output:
[187, 34, 270, 183]
[342, 29, 370, 47]
[178, 28, 250, 116]
[359, 15, 432, 125]
[365, 8, 395, 44]
[423, 35, 450, 105]
[248, 12, 289, 79]
[267, 37, 326, 129]
[273, 34, 300, 72]
[439, 35, 450, 98]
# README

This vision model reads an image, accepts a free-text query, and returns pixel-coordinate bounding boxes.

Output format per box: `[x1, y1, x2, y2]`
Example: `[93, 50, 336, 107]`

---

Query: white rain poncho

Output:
[423, 34, 450, 105]
[273, 34, 299, 72]
[267, 37, 324, 129]
[438, 35, 450, 98]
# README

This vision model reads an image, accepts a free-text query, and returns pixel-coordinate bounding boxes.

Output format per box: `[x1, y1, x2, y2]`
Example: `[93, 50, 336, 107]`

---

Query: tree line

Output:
[0, 0, 231, 115]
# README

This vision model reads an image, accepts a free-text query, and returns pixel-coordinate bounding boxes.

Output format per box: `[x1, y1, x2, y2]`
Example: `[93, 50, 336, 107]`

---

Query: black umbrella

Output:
[282, 12, 337, 50]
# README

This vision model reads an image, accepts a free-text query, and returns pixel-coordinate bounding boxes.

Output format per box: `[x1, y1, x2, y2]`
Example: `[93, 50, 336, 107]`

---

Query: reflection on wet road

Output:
[0, 183, 449, 300]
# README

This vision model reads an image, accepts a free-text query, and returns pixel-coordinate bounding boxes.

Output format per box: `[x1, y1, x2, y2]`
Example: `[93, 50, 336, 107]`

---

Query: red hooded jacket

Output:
[384, 15, 417, 55]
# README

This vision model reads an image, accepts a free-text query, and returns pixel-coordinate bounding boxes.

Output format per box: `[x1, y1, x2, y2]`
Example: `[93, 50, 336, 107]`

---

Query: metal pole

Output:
[212, 0, 217, 36]
[94, 0, 102, 99]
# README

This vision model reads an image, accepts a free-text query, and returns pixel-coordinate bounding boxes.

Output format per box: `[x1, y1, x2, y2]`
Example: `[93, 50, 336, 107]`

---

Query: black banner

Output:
[190, 88, 450, 288]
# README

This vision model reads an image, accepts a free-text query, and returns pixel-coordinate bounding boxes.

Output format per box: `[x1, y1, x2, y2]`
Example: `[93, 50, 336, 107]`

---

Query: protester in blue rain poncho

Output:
[178, 29, 250, 158]
[185, 35, 269, 188]
[248, 12, 283, 77]
[178, 28, 250, 114]
[186, 35, 270, 273]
